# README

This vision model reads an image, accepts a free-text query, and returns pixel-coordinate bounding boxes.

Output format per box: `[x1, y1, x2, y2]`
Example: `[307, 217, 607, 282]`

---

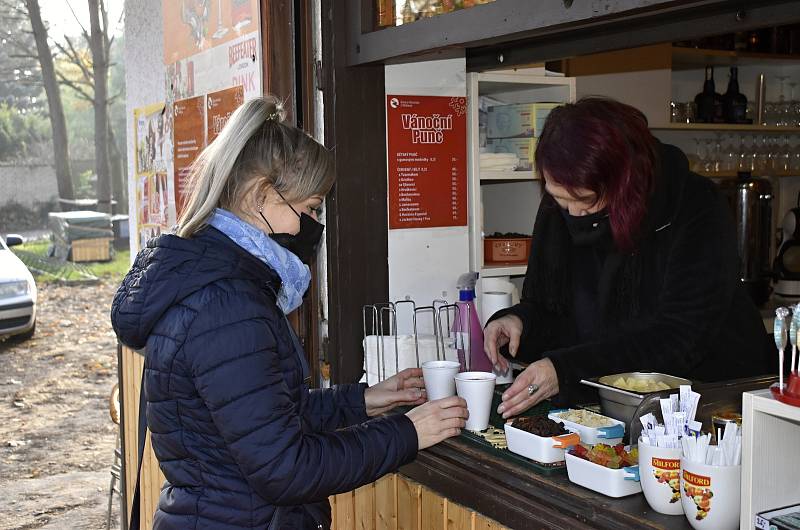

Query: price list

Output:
[386, 95, 467, 229]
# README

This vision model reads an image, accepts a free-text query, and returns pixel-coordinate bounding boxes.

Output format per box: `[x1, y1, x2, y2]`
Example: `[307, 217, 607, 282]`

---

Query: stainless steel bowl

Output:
[581, 372, 692, 427]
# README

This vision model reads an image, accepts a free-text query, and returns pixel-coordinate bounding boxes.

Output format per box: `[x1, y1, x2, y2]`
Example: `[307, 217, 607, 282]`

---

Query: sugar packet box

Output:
[756, 504, 800, 530]
[487, 103, 560, 139]
[487, 138, 537, 170]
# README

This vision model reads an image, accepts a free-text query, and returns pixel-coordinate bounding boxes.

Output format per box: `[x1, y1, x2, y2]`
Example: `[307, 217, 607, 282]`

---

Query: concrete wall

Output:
[0, 163, 58, 207]
[123, 0, 165, 257]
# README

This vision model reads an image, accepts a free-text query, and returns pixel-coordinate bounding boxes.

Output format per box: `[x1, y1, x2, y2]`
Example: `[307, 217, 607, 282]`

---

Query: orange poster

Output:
[163, 0, 260, 64]
[207, 85, 245, 144]
[386, 95, 468, 229]
[173, 95, 207, 217]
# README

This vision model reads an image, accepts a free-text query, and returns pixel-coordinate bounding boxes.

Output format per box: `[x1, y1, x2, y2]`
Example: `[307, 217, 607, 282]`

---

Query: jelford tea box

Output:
[487, 138, 537, 170]
[487, 103, 560, 139]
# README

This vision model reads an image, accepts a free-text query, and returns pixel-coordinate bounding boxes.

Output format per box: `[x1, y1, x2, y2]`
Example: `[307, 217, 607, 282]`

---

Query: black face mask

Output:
[259, 193, 325, 264]
[560, 208, 611, 247]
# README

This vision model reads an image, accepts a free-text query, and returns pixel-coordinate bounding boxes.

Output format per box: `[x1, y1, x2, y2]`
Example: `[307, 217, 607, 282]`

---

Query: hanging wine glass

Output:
[779, 135, 791, 175]
[703, 138, 715, 173]
[724, 133, 737, 173]
[738, 135, 750, 172]
[776, 75, 790, 127]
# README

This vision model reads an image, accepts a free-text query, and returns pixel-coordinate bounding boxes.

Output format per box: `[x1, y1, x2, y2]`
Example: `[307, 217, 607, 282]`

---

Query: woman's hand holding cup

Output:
[406, 397, 469, 450]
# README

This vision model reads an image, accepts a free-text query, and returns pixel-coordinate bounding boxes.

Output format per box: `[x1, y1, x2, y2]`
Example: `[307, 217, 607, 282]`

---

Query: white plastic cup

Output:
[679, 457, 741, 530]
[455, 371, 497, 432]
[421, 360, 460, 401]
[638, 439, 684, 515]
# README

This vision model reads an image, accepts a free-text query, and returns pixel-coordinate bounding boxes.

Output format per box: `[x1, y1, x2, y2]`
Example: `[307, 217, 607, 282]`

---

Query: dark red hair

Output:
[534, 97, 657, 253]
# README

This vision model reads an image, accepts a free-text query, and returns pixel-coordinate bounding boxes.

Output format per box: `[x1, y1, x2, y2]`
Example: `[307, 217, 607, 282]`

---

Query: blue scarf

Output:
[209, 208, 310, 314]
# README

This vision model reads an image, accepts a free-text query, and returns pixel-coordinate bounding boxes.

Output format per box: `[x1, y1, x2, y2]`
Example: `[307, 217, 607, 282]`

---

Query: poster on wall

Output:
[134, 103, 175, 250]
[173, 95, 207, 218]
[207, 85, 244, 144]
[386, 95, 468, 229]
[163, 0, 260, 64]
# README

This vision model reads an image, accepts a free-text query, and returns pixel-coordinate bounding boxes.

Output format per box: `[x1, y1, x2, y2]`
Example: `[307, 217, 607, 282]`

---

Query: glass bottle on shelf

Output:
[723, 67, 748, 124]
[695, 66, 719, 123]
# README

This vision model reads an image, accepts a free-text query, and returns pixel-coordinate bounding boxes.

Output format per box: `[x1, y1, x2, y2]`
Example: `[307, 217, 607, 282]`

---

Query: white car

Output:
[0, 234, 37, 340]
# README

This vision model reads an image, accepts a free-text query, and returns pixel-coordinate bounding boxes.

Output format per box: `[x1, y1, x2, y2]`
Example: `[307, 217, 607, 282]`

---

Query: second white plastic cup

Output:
[455, 371, 497, 432]
[421, 360, 460, 400]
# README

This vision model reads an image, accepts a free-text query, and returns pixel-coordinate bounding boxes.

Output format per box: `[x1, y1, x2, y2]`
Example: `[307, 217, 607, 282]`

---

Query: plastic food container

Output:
[565, 450, 642, 498]
[580, 372, 692, 426]
[504, 422, 580, 464]
[548, 409, 625, 446]
[483, 237, 532, 264]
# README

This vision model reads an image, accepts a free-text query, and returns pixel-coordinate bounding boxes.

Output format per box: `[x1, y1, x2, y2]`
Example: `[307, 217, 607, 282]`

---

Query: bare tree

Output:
[54, 0, 125, 213]
[9, 0, 76, 200]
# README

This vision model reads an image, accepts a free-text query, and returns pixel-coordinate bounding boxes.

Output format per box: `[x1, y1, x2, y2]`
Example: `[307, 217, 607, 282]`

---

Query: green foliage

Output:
[0, 103, 50, 160]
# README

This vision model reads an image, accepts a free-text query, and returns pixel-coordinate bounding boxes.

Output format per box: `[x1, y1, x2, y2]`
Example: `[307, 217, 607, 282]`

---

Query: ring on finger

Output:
[527, 383, 539, 396]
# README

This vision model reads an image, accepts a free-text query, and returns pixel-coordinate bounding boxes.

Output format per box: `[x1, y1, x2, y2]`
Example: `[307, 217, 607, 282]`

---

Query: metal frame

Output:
[346, 0, 800, 67]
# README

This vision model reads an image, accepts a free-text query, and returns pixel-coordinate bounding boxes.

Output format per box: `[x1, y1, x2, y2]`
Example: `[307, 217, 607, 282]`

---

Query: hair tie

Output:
[267, 111, 281, 122]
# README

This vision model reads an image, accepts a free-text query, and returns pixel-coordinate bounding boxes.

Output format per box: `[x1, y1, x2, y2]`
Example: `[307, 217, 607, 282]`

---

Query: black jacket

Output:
[493, 144, 773, 404]
[111, 227, 418, 529]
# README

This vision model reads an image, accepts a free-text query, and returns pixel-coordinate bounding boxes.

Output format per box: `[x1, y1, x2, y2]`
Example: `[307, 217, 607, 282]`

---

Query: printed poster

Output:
[173, 95, 207, 218]
[386, 95, 468, 229]
[163, 0, 260, 64]
[134, 103, 175, 250]
[165, 32, 262, 102]
[207, 85, 244, 144]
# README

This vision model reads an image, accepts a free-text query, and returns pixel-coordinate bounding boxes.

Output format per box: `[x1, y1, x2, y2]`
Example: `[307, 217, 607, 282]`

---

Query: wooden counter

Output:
[393, 436, 689, 530]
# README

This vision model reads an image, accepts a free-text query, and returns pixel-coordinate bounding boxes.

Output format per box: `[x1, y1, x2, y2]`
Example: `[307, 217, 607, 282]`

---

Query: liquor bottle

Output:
[695, 66, 718, 123]
[723, 67, 748, 124]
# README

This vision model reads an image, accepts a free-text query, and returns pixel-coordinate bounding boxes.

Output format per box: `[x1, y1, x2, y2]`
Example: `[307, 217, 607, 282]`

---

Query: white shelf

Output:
[467, 72, 575, 281]
[480, 170, 538, 181]
[481, 264, 527, 278]
[741, 389, 800, 529]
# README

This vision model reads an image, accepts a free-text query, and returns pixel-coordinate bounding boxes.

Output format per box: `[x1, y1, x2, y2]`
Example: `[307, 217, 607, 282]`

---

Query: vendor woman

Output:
[484, 97, 773, 418]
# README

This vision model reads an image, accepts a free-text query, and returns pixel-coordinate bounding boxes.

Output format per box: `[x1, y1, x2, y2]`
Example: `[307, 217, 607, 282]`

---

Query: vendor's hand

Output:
[497, 358, 559, 419]
[406, 396, 469, 450]
[483, 315, 523, 373]
[364, 368, 426, 417]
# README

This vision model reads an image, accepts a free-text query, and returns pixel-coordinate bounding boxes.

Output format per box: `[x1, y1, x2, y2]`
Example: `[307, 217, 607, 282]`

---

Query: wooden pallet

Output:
[70, 237, 113, 262]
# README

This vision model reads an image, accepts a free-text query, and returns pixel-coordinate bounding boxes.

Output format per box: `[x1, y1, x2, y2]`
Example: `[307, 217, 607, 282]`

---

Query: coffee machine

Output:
[717, 173, 773, 306]
[775, 192, 800, 297]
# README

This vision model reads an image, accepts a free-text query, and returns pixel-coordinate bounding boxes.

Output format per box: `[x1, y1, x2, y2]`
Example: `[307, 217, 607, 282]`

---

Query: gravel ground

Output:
[0, 280, 121, 530]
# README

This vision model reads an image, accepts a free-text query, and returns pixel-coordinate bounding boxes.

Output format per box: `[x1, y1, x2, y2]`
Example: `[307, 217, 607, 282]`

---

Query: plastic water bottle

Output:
[453, 272, 493, 373]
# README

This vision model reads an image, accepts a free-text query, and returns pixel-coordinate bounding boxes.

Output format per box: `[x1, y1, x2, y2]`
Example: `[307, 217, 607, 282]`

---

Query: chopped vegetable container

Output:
[548, 409, 625, 446]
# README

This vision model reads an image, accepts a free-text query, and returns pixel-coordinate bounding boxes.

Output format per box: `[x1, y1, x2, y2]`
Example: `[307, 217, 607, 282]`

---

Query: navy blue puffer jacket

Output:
[111, 226, 418, 529]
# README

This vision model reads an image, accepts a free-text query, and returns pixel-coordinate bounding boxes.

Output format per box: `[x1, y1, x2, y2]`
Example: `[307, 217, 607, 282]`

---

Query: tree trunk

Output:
[108, 122, 127, 214]
[25, 0, 74, 202]
[88, 0, 112, 213]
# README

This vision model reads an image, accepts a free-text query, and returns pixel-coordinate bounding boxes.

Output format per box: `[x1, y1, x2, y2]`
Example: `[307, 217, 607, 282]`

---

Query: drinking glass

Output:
[713, 134, 724, 173]
[754, 135, 769, 173]
[791, 141, 800, 173]
[703, 138, 715, 173]
[778, 136, 792, 175]
[689, 138, 702, 172]
[776, 75, 791, 127]
[737, 135, 751, 172]
[723, 134, 737, 173]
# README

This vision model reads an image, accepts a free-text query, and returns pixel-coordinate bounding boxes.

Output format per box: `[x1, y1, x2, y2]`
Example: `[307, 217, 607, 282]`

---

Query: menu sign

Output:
[386, 95, 467, 229]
